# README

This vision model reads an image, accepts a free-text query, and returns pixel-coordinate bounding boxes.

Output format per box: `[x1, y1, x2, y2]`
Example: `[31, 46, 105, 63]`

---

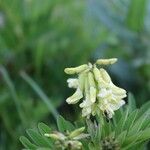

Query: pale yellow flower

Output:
[65, 58, 127, 119]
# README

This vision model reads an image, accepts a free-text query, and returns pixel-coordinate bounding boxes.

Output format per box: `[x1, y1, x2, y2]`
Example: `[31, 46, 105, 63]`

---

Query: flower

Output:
[65, 58, 127, 119]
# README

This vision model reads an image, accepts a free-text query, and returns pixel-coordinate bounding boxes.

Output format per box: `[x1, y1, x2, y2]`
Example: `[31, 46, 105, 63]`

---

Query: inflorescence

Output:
[64, 58, 127, 118]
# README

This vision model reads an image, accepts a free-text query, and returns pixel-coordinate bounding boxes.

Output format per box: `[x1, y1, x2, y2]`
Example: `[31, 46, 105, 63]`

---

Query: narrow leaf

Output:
[26, 129, 51, 147]
[128, 93, 136, 113]
[20, 136, 37, 149]
[38, 122, 51, 135]
[57, 115, 74, 132]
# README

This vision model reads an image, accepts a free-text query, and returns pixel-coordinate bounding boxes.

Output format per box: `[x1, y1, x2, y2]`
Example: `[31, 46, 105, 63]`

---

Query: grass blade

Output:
[20, 71, 58, 120]
[0, 66, 26, 125]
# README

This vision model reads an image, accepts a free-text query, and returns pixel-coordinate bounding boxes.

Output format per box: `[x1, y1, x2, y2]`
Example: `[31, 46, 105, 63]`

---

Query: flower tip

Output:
[44, 133, 50, 137]
[96, 58, 118, 65]
[64, 68, 73, 74]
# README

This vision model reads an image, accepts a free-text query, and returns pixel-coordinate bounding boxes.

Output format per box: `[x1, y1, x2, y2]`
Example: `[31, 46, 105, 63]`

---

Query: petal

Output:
[98, 88, 112, 98]
[96, 58, 118, 65]
[89, 87, 96, 103]
[64, 64, 88, 74]
[66, 88, 83, 104]
[99, 68, 112, 83]
[67, 78, 78, 88]
[82, 107, 92, 117]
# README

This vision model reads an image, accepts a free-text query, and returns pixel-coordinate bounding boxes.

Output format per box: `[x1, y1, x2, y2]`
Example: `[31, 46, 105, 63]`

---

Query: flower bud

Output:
[99, 68, 111, 83]
[88, 72, 95, 87]
[78, 73, 86, 91]
[64, 64, 89, 75]
[66, 88, 83, 104]
[96, 58, 117, 65]
[111, 84, 127, 96]
[44, 132, 66, 140]
[89, 87, 96, 103]
[69, 127, 85, 138]
[93, 66, 107, 87]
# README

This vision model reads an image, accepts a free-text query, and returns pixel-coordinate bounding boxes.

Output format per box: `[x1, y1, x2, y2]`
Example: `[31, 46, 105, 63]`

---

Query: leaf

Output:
[88, 142, 96, 150]
[26, 129, 52, 147]
[126, 0, 147, 32]
[124, 109, 138, 131]
[19, 136, 37, 149]
[38, 122, 51, 135]
[137, 101, 150, 118]
[113, 108, 123, 125]
[117, 130, 127, 145]
[57, 115, 74, 132]
[0, 66, 26, 125]
[128, 112, 148, 136]
[136, 128, 150, 142]
[122, 132, 142, 149]
[103, 118, 112, 137]
[128, 93, 136, 113]
[123, 128, 150, 149]
[94, 124, 102, 144]
[86, 119, 96, 141]
[115, 107, 129, 136]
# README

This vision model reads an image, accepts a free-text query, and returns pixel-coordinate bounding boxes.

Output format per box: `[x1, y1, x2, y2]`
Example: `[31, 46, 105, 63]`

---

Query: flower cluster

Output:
[45, 127, 89, 150]
[64, 58, 127, 118]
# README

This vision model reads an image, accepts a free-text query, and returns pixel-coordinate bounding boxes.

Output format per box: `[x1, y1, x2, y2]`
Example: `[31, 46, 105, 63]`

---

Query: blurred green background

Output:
[0, 0, 149, 149]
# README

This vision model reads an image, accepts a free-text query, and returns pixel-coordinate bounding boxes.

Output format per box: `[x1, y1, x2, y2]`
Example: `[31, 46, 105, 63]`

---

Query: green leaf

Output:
[38, 122, 51, 135]
[124, 109, 138, 131]
[117, 130, 127, 145]
[0, 66, 26, 125]
[88, 142, 96, 150]
[135, 127, 150, 143]
[128, 112, 148, 136]
[113, 107, 123, 125]
[123, 128, 150, 149]
[20, 136, 37, 149]
[137, 101, 150, 118]
[26, 129, 51, 147]
[128, 93, 136, 113]
[86, 119, 96, 141]
[103, 118, 112, 137]
[115, 107, 129, 136]
[57, 115, 74, 132]
[126, 0, 147, 32]
[94, 124, 102, 144]
[140, 118, 150, 130]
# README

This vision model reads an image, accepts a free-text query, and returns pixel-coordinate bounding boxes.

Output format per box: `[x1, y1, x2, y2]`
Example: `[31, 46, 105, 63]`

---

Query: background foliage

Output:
[0, 0, 149, 149]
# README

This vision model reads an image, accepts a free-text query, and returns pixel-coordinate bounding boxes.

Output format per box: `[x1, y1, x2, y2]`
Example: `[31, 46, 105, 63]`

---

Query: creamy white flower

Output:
[67, 78, 79, 88]
[65, 59, 127, 119]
